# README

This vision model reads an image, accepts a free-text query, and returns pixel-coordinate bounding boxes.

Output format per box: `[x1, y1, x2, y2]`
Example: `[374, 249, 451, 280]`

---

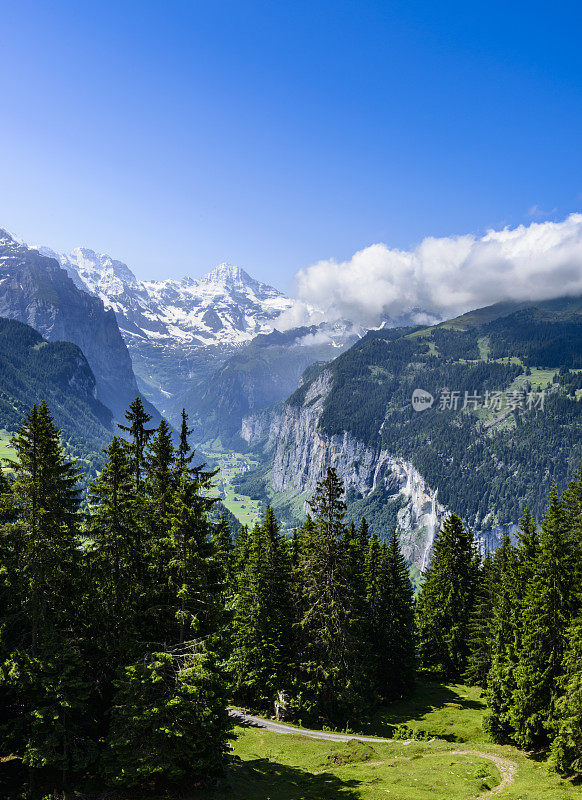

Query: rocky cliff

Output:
[243, 370, 503, 571]
[0, 230, 151, 421]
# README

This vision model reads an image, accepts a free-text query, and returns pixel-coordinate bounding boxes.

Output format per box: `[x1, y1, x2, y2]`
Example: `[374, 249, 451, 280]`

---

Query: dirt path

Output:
[451, 749, 518, 795]
[229, 710, 519, 793]
[228, 709, 393, 743]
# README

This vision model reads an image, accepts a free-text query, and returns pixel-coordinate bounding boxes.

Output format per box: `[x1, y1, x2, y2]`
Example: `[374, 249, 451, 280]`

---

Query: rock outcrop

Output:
[244, 369, 505, 571]
[0, 230, 153, 422]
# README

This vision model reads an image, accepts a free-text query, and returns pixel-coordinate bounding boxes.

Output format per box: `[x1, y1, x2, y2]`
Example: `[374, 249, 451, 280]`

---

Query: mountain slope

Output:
[0, 231, 147, 420]
[239, 298, 582, 569]
[178, 323, 358, 446]
[0, 317, 113, 474]
[39, 244, 364, 441]
[40, 246, 296, 413]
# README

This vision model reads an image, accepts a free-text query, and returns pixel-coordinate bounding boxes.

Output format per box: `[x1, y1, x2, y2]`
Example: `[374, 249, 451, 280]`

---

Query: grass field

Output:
[202, 443, 264, 526]
[207, 682, 582, 799]
[0, 429, 17, 465]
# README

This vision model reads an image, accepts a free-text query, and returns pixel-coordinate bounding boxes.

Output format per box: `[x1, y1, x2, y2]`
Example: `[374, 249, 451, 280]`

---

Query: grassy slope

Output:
[206, 682, 581, 800]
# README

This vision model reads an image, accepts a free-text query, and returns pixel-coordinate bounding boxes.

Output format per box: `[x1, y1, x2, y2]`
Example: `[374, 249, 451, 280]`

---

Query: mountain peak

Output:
[70, 248, 139, 289]
[201, 263, 254, 288]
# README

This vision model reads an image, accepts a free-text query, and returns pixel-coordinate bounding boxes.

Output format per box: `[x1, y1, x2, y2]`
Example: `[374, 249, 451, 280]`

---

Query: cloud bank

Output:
[277, 214, 582, 329]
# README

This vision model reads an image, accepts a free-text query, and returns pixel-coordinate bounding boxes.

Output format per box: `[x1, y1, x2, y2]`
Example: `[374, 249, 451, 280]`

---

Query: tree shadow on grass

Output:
[358, 681, 485, 739]
[220, 755, 362, 800]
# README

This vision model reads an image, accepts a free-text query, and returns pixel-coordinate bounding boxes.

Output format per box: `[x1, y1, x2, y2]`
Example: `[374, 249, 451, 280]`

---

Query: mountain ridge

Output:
[236, 296, 582, 569]
[0, 230, 150, 421]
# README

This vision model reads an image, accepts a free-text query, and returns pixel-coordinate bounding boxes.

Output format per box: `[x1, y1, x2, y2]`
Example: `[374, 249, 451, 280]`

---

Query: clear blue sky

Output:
[1, 0, 581, 287]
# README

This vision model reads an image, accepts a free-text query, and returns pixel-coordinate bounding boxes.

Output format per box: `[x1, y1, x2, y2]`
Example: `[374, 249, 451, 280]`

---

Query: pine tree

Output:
[117, 396, 154, 490]
[551, 616, 582, 773]
[511, 487, 578, 749]
[415, 514, 478, 677]
[229, 508, 290, 709]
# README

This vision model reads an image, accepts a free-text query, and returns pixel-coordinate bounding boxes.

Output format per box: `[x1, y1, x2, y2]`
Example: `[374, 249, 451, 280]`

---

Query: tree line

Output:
[415, 470, 582, 774]
[2, 397, 581, 798]
[0, 400, 416, 798]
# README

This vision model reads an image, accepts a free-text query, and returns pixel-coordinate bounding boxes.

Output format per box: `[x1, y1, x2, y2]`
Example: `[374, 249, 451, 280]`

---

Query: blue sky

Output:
[1, 0, 581, 288]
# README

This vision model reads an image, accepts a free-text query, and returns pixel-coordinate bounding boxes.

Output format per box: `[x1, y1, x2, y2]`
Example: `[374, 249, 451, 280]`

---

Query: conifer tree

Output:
[483, 534, 521, 741]
[106, 647, 229, 790]
[176, 408, 195, 474]
[415, 514, 478, 677]
[382, 531, 415, 699]
[0, 402, 91, 795]
[464, 553, 496, 687]
[551, 616, 582, 774]
[167, 472, 219, 643]
[86, 436, 142, 652]
[511, 487, 577, 748]
[213, 514, 234, 592]
[145, 418, 176, 523]
[229, 508, 290, 709]
[9, 402, 81, 650]
[117, 396, 154, 489]
[295, 468, 370, 722]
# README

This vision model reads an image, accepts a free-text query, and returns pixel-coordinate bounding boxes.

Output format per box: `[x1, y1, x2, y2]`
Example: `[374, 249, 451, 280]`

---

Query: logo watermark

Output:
[411, 388, 435, 412]
[411, 388, 545, 412]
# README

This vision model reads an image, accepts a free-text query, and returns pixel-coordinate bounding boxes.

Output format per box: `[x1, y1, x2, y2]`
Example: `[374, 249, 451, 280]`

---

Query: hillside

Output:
[180, 323, 357, 446]
[217, 681, 578, 799]
[37, 243, 362, 433]
[0, 230, 158, 422]
[237, 297, 582, 567]
[0, 317, 113, 474]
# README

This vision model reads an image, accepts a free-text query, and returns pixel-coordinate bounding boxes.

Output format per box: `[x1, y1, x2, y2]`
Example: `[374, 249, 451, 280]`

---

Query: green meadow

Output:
[208, 682, 581, 800]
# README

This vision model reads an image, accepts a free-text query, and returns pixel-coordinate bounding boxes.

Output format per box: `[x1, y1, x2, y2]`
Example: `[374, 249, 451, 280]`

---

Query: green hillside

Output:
[178, 326, 354, 446]
[0, 317, 113, 474]
[216, 682, 579, 800]
[284, 298, 582, 528]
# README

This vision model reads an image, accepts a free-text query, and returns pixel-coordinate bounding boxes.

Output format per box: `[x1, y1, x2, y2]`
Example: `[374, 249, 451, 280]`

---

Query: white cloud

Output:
[278, 213, 582, 329]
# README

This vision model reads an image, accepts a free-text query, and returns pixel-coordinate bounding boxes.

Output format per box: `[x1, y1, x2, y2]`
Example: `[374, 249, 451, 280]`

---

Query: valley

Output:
[202, 443, 264, 527]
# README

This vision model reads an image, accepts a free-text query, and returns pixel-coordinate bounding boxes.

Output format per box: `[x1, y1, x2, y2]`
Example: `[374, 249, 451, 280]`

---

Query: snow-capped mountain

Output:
[38, 247, 294, 348]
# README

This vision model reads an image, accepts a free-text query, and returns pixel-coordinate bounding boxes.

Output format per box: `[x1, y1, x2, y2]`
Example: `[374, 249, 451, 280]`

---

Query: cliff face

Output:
[0, 231, 143, 421]
[243, 369, 503, 571]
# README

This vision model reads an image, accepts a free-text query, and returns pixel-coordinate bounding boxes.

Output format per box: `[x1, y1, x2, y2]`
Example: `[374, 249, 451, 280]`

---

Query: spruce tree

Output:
[176, 408, 195, 474]
[464, 553, 496, 687]
[0, 402, 91, 795]
[551, 616, 582, 774]
[229, 508, 290, 709]
[382, 531, 415, 699]
[295, 468, 370, 722]
[117, 396, 154, 490]
[511, 487, 578, 749]
[415, 514, 478, 677]
[484, 534, 520, 741]
[145, 418, 176, 524]
[9, 402, 81, 650]
[167, 472, 219, 643]
[106, 647, 229, 790]
[86, 436, 142, 653]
